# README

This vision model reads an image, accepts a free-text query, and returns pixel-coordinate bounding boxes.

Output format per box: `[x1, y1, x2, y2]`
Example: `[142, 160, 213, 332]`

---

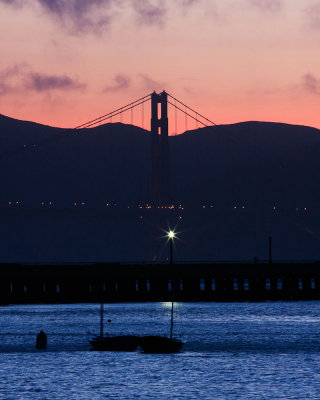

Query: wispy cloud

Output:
[248, 73, 320, 98]
[0, 64, 31, 95]
[138, 74, 166, 92]
[248, 0, 283, 12]
[38, 0, 116, 34]
[0, 64, 25, 95]
[1, 0, 24, 7]
[103, 74, 131, 93]
[132, 0, 167, 26]
[178, 0, 198, 6]
[302, 73, 320, 95]
[26, 72, 85, 92]
[304, 2, 320, 31]
[0, 64, 85, 95]
[1, 0, 116, 35]
[1, 0, 203, 34]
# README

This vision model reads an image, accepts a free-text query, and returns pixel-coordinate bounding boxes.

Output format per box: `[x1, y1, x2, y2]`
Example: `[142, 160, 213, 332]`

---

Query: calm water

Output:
[1, 302, 320, 399]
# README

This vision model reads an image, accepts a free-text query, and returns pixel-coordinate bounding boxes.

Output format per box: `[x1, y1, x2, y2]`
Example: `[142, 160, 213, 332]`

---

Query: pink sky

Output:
[0, 0, 320, 131]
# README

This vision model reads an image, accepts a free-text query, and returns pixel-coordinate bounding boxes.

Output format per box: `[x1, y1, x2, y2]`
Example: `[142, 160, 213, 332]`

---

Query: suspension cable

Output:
[167, 92, 217, 126]
[168, 101, 208, 127]
[185, 106, 187, 132]
[75, 93, 151, 129]
[175, 99, 177, 135]
[142, 101, 144, 129]
[76, 98, 151, 130]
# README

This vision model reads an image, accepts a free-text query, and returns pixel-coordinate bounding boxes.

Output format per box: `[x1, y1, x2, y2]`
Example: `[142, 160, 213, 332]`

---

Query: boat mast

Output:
[100, 303, 104, 337]
[170, 234, 174, 340]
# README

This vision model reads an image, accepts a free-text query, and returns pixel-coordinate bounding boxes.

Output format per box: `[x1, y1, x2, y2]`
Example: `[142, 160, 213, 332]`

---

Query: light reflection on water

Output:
[1, 302, 320, 399]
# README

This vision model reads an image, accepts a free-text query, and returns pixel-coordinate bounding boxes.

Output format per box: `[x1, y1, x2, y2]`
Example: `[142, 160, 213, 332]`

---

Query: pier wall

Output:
[1, 263, 320, 304]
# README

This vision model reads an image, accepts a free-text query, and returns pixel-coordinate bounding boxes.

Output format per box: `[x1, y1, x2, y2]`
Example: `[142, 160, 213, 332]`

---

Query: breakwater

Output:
[1, 262, 320, 303]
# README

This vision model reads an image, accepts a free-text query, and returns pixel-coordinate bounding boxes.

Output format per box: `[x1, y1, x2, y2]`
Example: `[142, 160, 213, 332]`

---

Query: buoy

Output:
[36, 330, 47, 349]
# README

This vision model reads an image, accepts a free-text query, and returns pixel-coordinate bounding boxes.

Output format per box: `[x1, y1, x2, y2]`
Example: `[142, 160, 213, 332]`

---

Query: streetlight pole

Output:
[168, 230, 175, 339]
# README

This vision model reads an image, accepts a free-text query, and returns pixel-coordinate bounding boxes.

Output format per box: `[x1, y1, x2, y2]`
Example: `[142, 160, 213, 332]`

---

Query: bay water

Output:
[1, 302, 320, 399]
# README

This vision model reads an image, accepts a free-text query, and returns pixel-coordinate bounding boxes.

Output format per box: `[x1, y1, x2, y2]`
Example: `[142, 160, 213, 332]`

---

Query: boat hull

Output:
[139, 336, 184, 354]
[89, 335, 139, 351]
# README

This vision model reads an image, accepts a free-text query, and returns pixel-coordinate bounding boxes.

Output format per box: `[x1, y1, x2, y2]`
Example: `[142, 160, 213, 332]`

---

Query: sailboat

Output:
[140, 231, 184, 353]
[89, 303, 139, 351]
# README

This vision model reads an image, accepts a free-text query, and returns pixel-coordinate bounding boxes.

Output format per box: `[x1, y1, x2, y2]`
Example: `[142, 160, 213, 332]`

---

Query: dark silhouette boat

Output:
[89, 304, 139, 352]
[89, 335, 139, 351]
[139, 335, 183, 353]
[140, 231, 185, 354]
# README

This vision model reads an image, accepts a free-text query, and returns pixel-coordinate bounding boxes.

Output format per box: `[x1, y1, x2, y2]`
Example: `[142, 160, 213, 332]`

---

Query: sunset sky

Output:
[1, 0, 320, 131]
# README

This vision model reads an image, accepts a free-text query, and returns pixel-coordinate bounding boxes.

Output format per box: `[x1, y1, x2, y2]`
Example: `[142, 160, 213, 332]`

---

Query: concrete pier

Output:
[1, 262, 320, 304]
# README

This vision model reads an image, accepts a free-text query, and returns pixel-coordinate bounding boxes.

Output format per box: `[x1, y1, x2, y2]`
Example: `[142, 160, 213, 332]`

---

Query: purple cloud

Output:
[304, 3, 320, 30]
[26, 72, 85, 92]
[302, 73, 320, 95]
[103, 74, 131, 93]
[1, 0, 116, 35]
[132, 0, 167, 26]
[37, 0, 115, 34]
[249, 0, 283, 12]
[138, 74, 166, 92]
[179, 0, 198, 6]
[0, 0, 24, 7]
[0, 64, 85, 95]
[0, 64, 28, 95]
[1, 0, 205, 33]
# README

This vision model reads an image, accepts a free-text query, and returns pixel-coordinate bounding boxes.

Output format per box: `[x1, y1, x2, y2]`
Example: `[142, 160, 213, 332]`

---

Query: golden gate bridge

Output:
[74, 91, 216, 131]
[74, 90, 216, 204]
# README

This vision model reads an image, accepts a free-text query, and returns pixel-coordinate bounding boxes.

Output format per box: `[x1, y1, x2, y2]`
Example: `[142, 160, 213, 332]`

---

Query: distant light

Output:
[168, 230, 175, 239]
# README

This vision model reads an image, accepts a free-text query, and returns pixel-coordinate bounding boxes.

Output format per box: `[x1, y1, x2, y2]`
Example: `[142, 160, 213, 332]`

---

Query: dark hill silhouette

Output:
[170, 121, 320, 202]
[0, 116, 150, 204]
[0, 114, 320, 262]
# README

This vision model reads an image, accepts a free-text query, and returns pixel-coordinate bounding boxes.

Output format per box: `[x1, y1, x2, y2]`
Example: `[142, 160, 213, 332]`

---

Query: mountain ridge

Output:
[1, 114, 320, 262]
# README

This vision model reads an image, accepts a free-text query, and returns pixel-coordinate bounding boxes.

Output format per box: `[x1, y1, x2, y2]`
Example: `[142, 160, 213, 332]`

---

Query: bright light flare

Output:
[168, 230, 175, 239]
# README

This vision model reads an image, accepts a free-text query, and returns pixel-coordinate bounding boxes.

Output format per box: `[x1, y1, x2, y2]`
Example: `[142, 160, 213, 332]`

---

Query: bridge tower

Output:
[150, 91, 171, 204]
